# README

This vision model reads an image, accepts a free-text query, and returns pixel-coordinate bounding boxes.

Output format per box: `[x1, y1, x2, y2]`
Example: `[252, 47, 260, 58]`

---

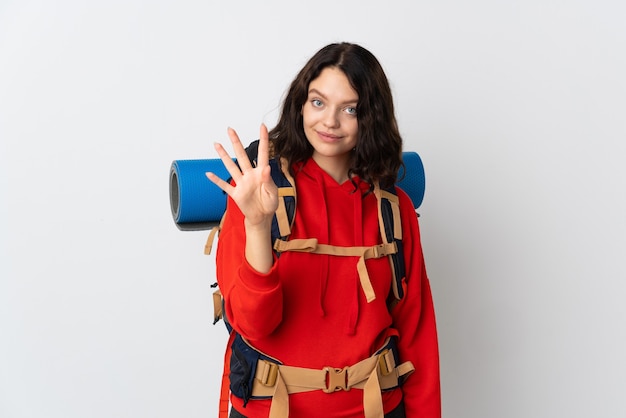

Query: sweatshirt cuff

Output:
[239, 253, 280, 292]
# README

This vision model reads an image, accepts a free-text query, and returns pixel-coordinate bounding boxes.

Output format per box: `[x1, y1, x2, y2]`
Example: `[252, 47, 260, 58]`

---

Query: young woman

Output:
[207, 42, 440, 418]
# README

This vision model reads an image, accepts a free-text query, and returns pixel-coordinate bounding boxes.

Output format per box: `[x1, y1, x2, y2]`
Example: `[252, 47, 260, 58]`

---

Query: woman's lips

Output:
[317, 131, 341, 142]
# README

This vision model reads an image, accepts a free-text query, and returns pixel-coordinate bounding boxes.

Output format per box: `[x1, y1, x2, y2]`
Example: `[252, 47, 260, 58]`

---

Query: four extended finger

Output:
[227, 127, 253, 172]
[205, 171, 234, 195]
[257, 123, 270, 170]
[213, 142, 242, 182]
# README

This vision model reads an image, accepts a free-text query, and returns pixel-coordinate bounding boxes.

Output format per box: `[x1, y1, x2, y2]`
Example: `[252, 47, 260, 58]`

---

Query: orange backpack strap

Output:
[273, 239, 397, 303]
[270, 157, 296, 240]
[375, 183, 406, 305]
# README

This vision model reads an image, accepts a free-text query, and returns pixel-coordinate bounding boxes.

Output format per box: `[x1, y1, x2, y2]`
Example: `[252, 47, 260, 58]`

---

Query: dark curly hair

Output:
[269, 42, 403, 190]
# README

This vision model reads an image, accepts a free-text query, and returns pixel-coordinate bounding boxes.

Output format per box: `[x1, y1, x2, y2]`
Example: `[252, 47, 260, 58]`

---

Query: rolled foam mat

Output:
[170, 152, 425, 231]
[169, 159, 232, 231]
[397, 152, 426, 209]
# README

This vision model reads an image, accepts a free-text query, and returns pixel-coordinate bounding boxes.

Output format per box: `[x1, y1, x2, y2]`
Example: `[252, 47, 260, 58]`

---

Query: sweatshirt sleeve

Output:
[391, 189, 441, 417]
[215, 195, 284, 340]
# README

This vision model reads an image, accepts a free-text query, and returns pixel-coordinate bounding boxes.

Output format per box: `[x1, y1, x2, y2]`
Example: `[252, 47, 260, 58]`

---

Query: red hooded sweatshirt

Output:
[216, 158, 440, 417]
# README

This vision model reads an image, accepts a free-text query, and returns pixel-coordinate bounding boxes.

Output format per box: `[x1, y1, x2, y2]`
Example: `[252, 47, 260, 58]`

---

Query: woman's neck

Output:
[311, 153, 351, 184]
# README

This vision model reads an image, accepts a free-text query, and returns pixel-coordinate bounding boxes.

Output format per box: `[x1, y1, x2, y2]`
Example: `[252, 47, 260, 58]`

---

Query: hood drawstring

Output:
[346, 185, 364, 335]
[310, 168, 330, 318]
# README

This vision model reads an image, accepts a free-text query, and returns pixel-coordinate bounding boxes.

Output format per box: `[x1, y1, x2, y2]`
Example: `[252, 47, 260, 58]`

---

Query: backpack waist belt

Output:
[249, 339, 414, 418]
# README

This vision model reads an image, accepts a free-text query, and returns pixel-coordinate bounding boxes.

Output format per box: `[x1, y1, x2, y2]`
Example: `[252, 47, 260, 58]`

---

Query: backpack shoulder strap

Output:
[375, 184, 406, 306]
[270, 157, 296, 240]
[244, 139, 296, 242]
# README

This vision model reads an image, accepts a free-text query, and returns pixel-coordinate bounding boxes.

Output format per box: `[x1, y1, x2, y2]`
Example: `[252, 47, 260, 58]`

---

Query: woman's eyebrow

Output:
[307, 88, 358, 104]
[307, 88, 327, 98]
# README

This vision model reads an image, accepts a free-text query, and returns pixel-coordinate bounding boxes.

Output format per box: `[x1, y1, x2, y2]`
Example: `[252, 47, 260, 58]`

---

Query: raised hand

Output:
[206, 124, 279, 227]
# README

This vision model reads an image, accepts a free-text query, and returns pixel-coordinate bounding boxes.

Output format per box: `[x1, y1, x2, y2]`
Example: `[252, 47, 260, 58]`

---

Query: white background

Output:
[1, 1, 625, 417]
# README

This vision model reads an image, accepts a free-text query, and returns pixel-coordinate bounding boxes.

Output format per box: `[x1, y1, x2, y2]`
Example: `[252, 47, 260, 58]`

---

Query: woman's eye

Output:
[345, 106, 357, 115]
[312, 99, 323, 107]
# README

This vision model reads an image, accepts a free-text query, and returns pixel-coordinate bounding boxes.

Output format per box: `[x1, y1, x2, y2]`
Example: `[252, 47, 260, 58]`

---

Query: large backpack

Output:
[205, 140, 416, 417]
[169, 141, 426, 417]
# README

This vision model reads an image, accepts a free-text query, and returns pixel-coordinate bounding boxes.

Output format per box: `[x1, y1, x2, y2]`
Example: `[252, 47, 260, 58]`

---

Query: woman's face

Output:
[302, 67, 359, 177]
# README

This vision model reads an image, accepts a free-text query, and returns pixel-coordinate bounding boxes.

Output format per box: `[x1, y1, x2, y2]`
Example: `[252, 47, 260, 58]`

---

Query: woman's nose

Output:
[322, 110, 340, 128]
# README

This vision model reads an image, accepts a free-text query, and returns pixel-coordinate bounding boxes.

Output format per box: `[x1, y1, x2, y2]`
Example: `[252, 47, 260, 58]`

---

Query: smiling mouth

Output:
[317, 131, 341, 142]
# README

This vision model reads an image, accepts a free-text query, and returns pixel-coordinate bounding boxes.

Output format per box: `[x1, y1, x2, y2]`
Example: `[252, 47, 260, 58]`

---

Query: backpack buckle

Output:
[258, 360, 279, 387]
[378, 349, 393, 376]
[323, 367, 349, 393]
